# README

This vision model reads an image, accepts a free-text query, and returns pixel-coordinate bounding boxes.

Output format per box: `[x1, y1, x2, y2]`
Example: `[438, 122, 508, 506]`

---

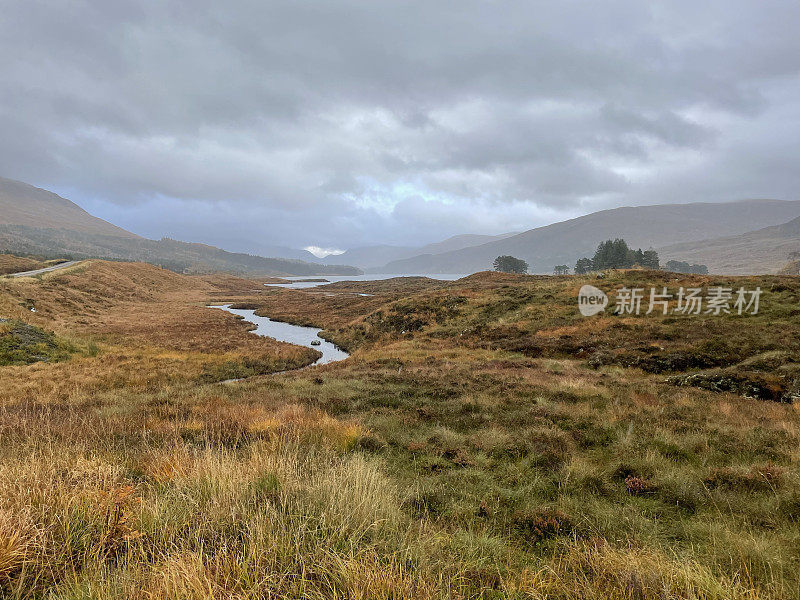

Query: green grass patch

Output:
[0, 319, 76, 366]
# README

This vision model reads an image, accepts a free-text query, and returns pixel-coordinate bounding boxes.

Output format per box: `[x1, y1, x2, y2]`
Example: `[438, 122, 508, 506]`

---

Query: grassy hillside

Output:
[0, 254, 46, 276]
[660, 216, 800, 275]
[1, 265, 799, 598]
[381, 200, 800, 274]
[0, 254, 73, 276]
[0, 224, 361, 277]
[0, 177, 139, 238]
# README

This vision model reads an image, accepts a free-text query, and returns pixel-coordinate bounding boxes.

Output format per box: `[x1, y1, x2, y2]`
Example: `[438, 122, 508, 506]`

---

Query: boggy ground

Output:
[0, 262, 799, 599]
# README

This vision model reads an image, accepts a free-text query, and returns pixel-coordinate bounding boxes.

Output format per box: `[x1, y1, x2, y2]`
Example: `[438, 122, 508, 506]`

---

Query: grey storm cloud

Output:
[1, 0, 799, 250]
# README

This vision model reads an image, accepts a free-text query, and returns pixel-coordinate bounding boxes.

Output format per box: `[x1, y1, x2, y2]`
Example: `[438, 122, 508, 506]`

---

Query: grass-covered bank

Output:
[1, 263, 798, 598]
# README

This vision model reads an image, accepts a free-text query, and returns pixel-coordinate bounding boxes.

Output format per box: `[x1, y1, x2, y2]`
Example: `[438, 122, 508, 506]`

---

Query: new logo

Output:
[578, 285, 608, 316]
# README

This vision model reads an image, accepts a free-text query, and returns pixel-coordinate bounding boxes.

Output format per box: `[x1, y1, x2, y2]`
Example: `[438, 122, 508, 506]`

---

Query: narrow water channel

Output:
[211, 305, 349, 366]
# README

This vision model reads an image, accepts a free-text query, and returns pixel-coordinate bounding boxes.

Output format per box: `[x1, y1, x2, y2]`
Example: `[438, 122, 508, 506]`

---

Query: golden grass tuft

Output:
[514, 540, 764, 600]
[0, 510, 32, 585]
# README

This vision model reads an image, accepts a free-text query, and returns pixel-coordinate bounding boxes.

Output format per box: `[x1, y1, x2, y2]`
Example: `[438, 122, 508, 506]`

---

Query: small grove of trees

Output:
[665, 260, 708, 274]
[574, 239, 660, 274]
[493, 255, 529, 274]
[575, 257, 593, 274]
[553, 265, 570, 275]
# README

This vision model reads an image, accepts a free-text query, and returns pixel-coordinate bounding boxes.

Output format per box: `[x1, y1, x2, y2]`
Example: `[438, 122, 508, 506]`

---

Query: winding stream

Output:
[211, 305, 349, 366]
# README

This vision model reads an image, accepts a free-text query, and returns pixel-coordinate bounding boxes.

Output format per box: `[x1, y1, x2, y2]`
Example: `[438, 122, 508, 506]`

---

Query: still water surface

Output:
[211, 305, 349, 366]
[266, 273, 468, 289]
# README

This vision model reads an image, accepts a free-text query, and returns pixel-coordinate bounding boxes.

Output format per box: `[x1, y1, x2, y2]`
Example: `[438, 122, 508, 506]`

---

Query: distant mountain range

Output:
[659, 215, 800, 275]
[0, 177, 360, 276]
[323, 232, 519, 270]
[372, 200, 800, 275]
[3, 175, 798, 276]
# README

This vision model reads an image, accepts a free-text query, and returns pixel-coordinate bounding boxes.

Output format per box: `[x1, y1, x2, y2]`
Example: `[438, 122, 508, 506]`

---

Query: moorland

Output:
[1, 259, 799, 599]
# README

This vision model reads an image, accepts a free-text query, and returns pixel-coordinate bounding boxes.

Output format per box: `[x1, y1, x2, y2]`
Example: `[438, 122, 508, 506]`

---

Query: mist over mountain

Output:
[325, 233, 519, 270]
[235, 244, 321, 263]
[0, 177, 359, 276]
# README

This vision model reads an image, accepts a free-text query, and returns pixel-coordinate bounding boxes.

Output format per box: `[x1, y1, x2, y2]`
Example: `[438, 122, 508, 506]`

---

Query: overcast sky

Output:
[1, 1, 799, 255]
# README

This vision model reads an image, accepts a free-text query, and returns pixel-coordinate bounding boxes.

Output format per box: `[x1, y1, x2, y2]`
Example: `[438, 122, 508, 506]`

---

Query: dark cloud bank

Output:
[1, 1, 799, 253]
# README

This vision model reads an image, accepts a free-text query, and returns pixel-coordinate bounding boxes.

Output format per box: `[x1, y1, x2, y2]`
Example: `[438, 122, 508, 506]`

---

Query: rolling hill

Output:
[0, 176, 140, 239]
[380, 200, 800, 274]
[0, 177, 360, 276]
[658, 215, 800, 275]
